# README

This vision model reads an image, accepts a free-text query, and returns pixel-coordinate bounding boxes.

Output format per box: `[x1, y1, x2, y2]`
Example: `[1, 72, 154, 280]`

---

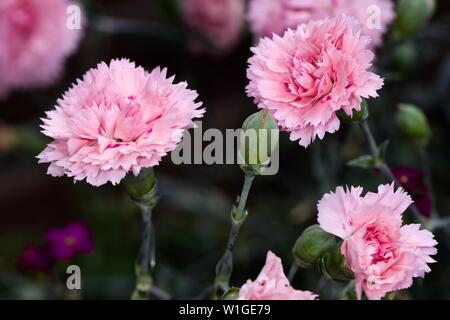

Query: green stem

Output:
[237, 175, 254, 213]
[131, 208, 155, 300]
[360, 121, 425, 223]
[288, 262, 298, 282]
[214, 175, 255, 296]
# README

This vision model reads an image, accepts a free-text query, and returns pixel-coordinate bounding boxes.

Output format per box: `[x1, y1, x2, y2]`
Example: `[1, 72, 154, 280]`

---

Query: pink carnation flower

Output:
[238, 251, 318, 300]
[38, 59, 204, 186]
[182, 0, 245, 52]
[248, 0, 395, 48]
[0, 0, 83, 97]
[246, 15, 383, 147]
[317, 184, 438, 300]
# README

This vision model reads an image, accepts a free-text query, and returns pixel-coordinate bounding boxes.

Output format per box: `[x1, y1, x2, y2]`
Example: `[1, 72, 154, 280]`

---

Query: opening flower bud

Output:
[336, 100, 369, 124]
[394, 0, 436, 38]
[318, 244, 354, 281]
[395, 103, 431, 146]
[239, 110, 279, 176]
[292, 224, 337, 268]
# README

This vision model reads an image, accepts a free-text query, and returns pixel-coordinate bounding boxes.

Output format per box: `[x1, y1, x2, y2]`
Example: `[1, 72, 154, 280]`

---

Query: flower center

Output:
[363, 224, 395, 264]
[400, 175, 409, 185]
[8, 2, 35, 36]
[64, 236, 77, 247]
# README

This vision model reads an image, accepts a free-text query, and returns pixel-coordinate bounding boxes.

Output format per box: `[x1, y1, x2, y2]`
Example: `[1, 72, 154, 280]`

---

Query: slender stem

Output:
[288, 263, 298, 282]
[131, 208, 155, 300]
[194, 285, 214, 300]
[360, 121, 378, 156]
[238, 175, 254, 212]
[314, 276, 329, 292]
[420, 149, 437, 218]
[214, 175, 255, 296]
[360, 121, 425, 223]
[141, 209, 155, 276]
[149, 286, 171, 300]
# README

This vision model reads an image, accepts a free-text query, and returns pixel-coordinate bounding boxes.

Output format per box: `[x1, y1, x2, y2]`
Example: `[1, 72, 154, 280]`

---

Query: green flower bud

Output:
[318, 244, 354, 281]
[222, 287, 240, 300]
[390, 41, 417, 74]
[292, 224, 337, 268]
[124, 168, 158, 210]
[239, 110, 279, 176]
[336, 100, 369, 124]
[395, 103, 431, 146]
[394, 0, 436, 38]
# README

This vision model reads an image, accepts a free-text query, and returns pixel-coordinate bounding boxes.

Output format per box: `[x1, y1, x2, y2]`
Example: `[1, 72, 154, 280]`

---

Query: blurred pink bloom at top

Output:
[247, 15, 383, 147]
[182, 0, 245, 53]
[317, 184, 438, 300]
[38, 59, 204, 186]
[248, 0, 395, 48]
[0, 0, 83, 97]
[238, 251, 318, 300]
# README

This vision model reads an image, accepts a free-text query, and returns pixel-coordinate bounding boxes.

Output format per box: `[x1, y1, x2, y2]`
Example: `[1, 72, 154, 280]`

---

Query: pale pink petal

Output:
[317, 186, 363, 238]
[238, 251, 318, 300]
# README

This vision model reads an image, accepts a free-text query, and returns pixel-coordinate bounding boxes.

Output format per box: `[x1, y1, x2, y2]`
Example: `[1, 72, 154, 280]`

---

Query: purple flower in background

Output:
[18, 245, 53, 273]
[391, 166, 432, 218]
[45, 221, 94, 260]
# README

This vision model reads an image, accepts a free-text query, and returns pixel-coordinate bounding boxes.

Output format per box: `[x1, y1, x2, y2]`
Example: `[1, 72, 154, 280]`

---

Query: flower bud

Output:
[292, 224, 337, 268]
[0, 123, 18, 153]
[394, 0, 436, 38]
[390, 41, 417, 74]
[222, 287, 240, 300]
[395, 103, 430, 146]
[124, 168, 159, 210]
[239, 110, 279, 176]
[336, 100, 369, 124]
[318, 244, 354, 281]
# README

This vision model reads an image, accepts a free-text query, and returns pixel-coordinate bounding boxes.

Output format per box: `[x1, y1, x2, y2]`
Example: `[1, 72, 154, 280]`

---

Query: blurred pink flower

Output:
[182, 0, 245, 53]
[38, 59, 204, 186]
[238, 251, 318, 300]
[0, 0, 83, 97]
[391, 166, 432, 218]
[248, 0, 395, 48]
[45, 221, 94, 260]
[18, 245, 53, 273]
[246, 15, 383, 147]
[317, 184, 438, 300]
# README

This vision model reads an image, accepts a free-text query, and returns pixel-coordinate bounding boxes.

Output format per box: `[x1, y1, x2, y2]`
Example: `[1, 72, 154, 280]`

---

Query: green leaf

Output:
[377, 140, 390, 161]
[347, 155, 376, 169]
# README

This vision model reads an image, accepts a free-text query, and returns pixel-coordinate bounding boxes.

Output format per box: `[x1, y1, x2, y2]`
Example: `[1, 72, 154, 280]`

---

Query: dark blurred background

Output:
[0, 0, 449, 299]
